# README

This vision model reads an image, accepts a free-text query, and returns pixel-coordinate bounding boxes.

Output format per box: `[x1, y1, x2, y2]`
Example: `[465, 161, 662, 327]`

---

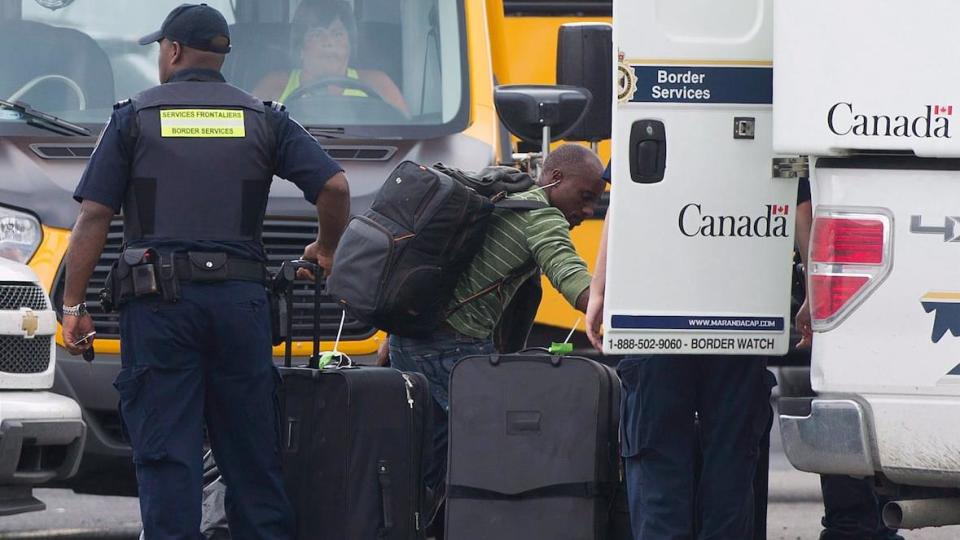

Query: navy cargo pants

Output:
[619, 355, 772, 540]
[116, 282, 293, 539]
[820, 475, 903, 540]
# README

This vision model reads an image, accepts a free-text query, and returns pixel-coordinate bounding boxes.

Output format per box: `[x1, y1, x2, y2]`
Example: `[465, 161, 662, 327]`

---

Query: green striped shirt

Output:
[446, 189, 592, 339]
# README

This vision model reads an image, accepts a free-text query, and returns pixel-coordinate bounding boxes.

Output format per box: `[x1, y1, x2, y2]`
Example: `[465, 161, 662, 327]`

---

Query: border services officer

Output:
[60, 4, 350, 538]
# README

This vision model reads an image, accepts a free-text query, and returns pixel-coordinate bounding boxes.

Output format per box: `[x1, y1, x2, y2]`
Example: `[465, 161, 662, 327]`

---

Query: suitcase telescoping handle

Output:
[274, 259, 322, 368]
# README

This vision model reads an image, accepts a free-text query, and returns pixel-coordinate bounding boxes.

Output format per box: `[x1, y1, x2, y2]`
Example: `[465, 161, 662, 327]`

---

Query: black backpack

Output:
[327, 161, 545, 338]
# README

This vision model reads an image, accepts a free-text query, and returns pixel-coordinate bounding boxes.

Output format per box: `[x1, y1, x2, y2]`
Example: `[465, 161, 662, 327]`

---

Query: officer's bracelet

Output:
[62, 303, 88, 317]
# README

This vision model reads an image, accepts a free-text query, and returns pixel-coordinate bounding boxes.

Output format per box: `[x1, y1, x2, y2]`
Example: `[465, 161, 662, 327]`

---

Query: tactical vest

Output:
[125, 82, 274, 244]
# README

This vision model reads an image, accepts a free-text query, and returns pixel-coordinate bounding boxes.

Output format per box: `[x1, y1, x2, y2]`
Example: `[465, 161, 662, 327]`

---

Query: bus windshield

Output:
[0, 0, 468, 137]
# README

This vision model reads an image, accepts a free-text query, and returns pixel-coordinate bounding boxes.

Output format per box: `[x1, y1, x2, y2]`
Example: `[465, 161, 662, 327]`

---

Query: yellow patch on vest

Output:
[160, 109, 246, 138]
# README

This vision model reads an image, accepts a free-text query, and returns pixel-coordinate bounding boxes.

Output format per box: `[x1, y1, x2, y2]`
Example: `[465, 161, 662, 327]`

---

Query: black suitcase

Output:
[445, 351, 622, 540]
[275, 260, 432, 540]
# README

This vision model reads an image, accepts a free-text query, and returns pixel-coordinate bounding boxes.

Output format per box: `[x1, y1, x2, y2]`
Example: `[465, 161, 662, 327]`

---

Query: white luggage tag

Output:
[317, 310, 354, 369]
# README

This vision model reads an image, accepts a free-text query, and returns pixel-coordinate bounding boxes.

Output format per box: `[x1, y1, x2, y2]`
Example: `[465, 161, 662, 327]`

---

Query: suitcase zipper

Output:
[401, 373, 415, 409]
[401, 373, 421, 535]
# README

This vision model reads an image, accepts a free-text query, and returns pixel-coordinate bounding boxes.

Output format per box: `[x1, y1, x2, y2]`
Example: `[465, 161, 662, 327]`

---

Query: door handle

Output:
[629, 120, 666, 183]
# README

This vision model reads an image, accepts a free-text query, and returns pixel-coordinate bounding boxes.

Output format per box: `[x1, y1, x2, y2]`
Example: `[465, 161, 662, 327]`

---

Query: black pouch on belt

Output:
[120, 248, 160, 298]
[187, 252, 230, 282]
[158, 252, 180, 302]
[99, 259, 120, 313]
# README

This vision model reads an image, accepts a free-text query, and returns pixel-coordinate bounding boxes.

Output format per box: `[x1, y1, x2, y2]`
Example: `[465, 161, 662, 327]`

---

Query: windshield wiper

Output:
[305, 126, 349, 139]
[0, 99, 91, 137]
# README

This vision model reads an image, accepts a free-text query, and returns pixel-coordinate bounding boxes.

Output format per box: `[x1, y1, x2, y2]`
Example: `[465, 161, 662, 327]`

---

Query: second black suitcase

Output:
[445, 351, 622, 540]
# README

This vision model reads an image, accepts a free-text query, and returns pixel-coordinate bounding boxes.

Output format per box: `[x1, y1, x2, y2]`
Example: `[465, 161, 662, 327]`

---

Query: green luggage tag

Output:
[547, 317, 581, 355]
[317, 351, 341, 369]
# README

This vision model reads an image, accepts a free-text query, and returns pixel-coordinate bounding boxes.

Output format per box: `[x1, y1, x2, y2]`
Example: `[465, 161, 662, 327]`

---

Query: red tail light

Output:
[810, 275, 869, 321]
[809, 209, 892, 330]
[810, 218, 885, 264]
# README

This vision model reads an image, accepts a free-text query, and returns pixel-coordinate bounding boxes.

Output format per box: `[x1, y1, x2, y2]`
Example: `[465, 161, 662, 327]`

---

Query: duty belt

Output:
[100, 249, 268, 312]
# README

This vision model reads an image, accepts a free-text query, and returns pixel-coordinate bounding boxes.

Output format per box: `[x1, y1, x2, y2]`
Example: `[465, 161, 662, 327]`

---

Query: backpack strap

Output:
[445, 199, 546, 316]
[494, 199, 548, 211]
[446, 262, 538, 317]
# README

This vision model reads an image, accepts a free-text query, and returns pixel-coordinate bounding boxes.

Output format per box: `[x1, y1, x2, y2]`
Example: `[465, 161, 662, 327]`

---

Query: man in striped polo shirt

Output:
[387, 143, 605, 525]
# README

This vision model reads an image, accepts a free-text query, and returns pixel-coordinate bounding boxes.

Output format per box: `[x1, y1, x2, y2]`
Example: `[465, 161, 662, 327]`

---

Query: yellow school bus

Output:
[486, 0, 611, 338]
[0, 0, 608, 493]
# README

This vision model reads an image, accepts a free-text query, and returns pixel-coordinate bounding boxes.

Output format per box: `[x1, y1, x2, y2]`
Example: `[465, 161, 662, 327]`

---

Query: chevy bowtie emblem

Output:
[21, 309, 39, 339]
[910, 215, 960, 243]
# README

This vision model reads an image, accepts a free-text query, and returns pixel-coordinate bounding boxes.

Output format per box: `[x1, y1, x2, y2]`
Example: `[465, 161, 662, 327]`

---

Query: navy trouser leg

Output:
[820, 475, 903, 540]
[696, 356, 771, 540]
[618, 358, 644, 539]
[753, 398, 773, 540]
[624, 356, 698, 540]
[118, 295, 207, 539]
[619, 356, 770, 540]
[202, 283, 293, 540]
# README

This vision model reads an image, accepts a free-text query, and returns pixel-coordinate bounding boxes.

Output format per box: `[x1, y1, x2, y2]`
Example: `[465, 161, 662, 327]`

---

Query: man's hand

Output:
[62, 313, 96, 356]
[796, 298, 813, 349]
[298, 241, 334, 280]
[586, 289, 605, 352]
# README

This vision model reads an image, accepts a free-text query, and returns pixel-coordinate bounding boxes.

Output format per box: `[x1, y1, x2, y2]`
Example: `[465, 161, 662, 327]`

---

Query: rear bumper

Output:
[779, 397, 876, 476]
[0, 392, 86, 486]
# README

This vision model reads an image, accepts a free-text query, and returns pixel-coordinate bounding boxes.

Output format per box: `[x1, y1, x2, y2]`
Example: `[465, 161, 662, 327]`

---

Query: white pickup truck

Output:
[775, 0, 960, 530]
[0, 257, 84, 516]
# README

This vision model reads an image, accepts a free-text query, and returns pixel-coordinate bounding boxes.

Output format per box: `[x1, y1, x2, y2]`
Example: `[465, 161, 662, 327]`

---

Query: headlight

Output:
[0, 206, 42, 264]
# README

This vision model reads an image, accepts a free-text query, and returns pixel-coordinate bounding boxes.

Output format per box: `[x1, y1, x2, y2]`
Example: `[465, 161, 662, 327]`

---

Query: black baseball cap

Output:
[138, 3, 231, 54]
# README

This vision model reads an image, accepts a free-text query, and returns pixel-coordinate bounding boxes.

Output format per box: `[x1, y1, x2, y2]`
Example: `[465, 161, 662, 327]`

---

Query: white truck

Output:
[772, 0, 960, 531]
[606, 0, 960, 531]
[0, 256, 85, 516]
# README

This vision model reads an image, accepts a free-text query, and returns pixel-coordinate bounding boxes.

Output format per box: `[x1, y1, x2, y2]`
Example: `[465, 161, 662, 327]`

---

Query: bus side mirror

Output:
[556, 23, 613, 143]
[494, 85, 592, 156]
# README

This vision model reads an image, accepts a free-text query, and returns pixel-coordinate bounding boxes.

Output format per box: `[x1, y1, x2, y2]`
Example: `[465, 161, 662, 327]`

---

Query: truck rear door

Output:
[605, 0, 797, 356]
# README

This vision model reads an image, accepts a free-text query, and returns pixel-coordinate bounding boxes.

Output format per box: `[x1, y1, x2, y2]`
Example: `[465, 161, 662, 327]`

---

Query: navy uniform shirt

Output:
[73, 68, 343, 262]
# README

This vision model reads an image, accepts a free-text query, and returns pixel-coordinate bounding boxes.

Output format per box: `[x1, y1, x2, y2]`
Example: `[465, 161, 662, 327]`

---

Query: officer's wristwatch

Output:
[62, 303, 89, 317]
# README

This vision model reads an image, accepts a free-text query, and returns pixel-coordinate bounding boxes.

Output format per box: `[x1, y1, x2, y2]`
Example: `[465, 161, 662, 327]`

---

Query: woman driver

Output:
[255, 0, 409, 115]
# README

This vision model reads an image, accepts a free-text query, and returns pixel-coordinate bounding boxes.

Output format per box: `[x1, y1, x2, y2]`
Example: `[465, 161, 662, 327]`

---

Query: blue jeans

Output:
[118, 282, 293, 540]
[389, 328, 495, 493]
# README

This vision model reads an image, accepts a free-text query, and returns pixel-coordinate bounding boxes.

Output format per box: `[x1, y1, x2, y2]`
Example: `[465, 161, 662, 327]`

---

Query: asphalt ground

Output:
[2, 402, 959, 538]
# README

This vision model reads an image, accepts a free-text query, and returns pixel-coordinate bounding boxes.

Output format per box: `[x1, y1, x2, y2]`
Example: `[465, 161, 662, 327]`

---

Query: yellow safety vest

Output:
[278, 67, 367, 103]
